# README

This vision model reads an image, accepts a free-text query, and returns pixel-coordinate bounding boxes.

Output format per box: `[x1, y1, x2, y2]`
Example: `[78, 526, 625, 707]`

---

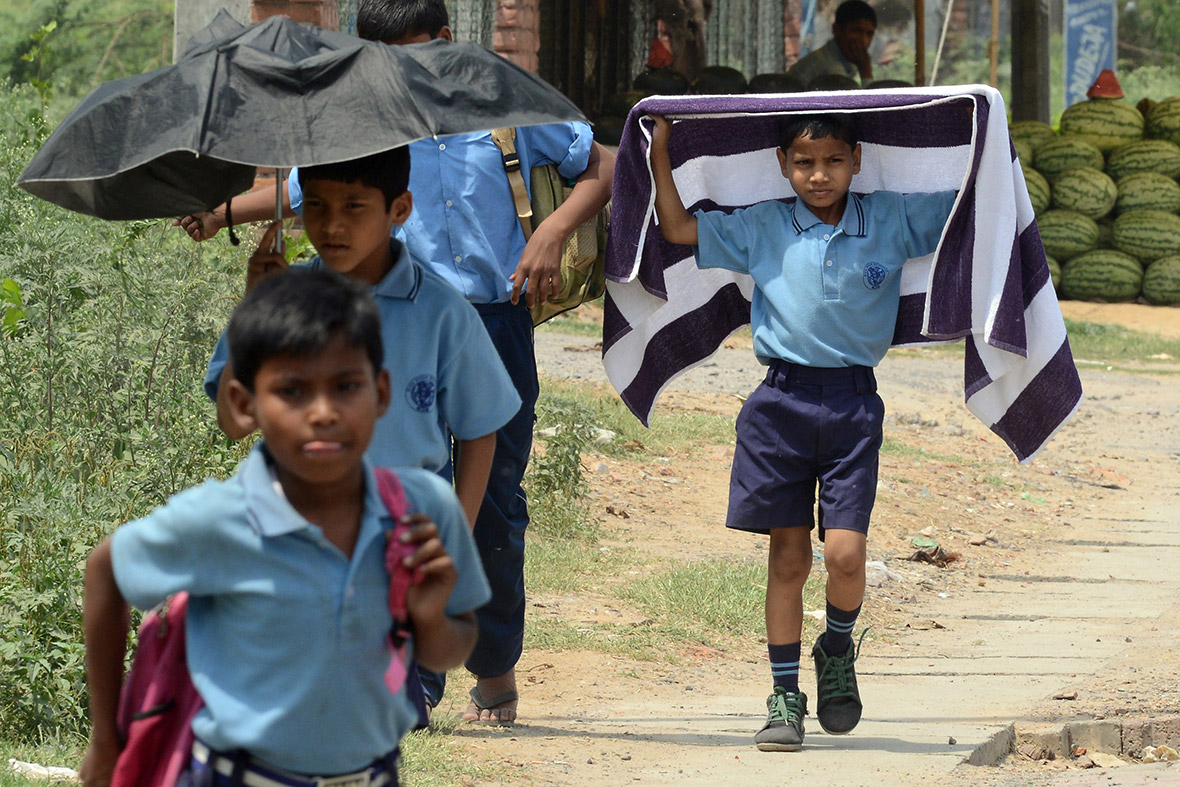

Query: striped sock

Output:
[768, 642, 801, 693]
[822, 601, 861, 656]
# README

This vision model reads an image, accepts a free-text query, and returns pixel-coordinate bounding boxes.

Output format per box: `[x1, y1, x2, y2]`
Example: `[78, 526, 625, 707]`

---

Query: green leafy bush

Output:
[0, 82, 248, 743]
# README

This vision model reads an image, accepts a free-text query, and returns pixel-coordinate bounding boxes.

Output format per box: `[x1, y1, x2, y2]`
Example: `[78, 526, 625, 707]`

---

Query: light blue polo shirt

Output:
[205, 240, 520, 473]
[695, 191, 956, 367]
[110, 444, 491, 774]
[287, 122, 594, 304]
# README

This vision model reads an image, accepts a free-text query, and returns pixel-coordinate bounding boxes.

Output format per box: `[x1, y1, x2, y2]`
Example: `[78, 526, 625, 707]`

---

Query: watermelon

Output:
[1013, 138, 1033, 164]
[1050, 167, 1117, 219]
[1024, 167, 1051, 214]
[1037, 209, 1099, 261]
[1059, 99, 1145, 153]
[1010, 120, 1057, 151]
[1115, 172, 1180, 215]
[1060, 250, 1143, 302]
[1142, 254, 1180, 305]
[1034, 138, 1104, 180]
[1106, 139, 1180, 181]
[1046, 255, 1061, 289]
[1145, 97, 1180, 147]
[1096, 218, 1114, 249]
[1112, 209, 1180, 262]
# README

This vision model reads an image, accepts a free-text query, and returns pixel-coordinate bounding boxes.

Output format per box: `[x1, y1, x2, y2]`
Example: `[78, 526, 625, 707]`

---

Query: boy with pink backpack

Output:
[79, 268, 489, 787]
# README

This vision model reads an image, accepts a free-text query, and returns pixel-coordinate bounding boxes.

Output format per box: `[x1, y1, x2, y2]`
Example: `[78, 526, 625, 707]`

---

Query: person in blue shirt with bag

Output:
[649, 111, 955, 751]
[80, 268, 490, 787]
[178, 0, 615, 727]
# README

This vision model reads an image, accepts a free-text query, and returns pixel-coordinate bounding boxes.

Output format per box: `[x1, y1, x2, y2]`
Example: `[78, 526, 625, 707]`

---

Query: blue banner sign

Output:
[799, 0, 818, 56]
[1064, 0, 1117, 108]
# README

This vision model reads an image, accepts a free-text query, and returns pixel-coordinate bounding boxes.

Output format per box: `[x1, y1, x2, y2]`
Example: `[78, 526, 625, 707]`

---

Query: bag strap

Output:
[490, 127, 534, 241]
[373, 466, 408, 520]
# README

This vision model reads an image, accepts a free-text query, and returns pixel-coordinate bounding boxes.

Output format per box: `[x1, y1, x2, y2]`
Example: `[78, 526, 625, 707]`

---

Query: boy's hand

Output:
[78, 732, 120, 787]
[843, 38, 874, 79]
[395, 514, 458, 627]
[650, 114, 672, 149]
[245, 222, 288, 293]
[173, 210, 223, 242]
[509, 221, 564, 308]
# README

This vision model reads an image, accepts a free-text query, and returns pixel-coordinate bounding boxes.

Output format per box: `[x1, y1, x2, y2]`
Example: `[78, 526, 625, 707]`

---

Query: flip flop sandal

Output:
[467, 686, 519, 726]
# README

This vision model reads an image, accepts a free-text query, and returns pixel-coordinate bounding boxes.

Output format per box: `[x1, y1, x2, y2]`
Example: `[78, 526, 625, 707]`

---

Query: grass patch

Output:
[620, 558, 825, 646]
[535, 312, 602, 337]
[1065, 318, 1180, 363]
[524, 537, 628, 594]
[0, 740, 79, 786]
[539, 377, 735, 456]
[400, 719, 500, 787]
[881, 437, 974, 467]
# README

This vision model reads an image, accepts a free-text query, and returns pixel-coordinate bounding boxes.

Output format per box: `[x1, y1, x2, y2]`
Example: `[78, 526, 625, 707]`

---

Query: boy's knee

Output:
[767, 541, 812, 587]
[822, 535, 867, 579]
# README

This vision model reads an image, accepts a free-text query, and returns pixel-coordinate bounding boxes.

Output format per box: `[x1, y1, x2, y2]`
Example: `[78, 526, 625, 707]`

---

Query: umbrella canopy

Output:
[18, 11, 587, 220]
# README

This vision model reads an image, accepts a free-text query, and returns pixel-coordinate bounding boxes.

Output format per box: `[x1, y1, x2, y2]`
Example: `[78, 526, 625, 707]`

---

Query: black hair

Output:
[297, 146, 411, 211]
[690, 65, 748, 95]
[227, 268, 383, 392]
[633, 66, 689, 95]
[747, 72, 805, 94]
[356, 0, 448, 44]
[806, 73, 861, 92]
[835, 0, 877, 27]
[778, 113, 859, 153]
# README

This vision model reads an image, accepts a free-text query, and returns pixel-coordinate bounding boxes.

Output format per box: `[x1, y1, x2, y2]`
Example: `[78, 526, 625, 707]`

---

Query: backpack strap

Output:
[373, 466, 408, 520]
[490, 127, 534, 241]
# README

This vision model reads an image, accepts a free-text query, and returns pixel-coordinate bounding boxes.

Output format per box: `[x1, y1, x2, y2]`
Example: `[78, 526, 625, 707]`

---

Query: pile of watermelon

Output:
[1011, 95, 1180, 305]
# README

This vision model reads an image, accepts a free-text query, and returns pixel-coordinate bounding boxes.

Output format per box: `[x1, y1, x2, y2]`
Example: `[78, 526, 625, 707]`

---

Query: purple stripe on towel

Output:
[963, 336, 992, 399]
[602, 290, 632, 353]
[620, 283, 751, 424]
[988, 340, 1081, 461]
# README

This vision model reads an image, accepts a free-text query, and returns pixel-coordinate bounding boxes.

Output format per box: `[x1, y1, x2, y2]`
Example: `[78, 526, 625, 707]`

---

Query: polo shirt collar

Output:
[790, 192, 867, 237]
[371, 239, 423, 301]
[240, 443, 387, 538]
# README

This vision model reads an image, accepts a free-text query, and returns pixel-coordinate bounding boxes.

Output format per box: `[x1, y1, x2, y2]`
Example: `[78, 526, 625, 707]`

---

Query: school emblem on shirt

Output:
[862, 262, 888, 290]
[405, 375, 436, 412]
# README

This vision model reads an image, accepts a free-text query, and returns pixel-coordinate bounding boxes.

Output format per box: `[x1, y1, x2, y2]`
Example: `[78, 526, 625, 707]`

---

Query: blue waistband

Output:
[472, 299, 528, 317]
[766, 360, 876, 393]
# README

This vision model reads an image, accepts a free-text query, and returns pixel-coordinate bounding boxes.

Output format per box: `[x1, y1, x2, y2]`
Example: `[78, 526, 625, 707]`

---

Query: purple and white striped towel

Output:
[602, 85, 1082, 463]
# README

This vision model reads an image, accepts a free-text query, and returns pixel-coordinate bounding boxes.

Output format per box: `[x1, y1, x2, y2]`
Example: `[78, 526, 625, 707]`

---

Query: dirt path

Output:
[440, 303, 1180, 786]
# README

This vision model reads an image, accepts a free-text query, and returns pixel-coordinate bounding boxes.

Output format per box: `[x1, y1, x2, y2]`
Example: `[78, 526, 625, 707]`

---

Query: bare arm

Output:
[510, 141, 617, 307]
[452, 433, 495, 528]
[214, 223, 288, 440]
[649, 116, 699, 246]
[173, 181, 294, 242]
[398, 516, 479, 672]
[78, 538, 131, 787]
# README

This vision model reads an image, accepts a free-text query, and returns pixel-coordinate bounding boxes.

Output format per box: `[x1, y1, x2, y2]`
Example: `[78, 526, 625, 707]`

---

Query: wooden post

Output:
[914, 0, 925, 86]
[989, 0, 1000, 87]
[1010, 0, 1050, 121]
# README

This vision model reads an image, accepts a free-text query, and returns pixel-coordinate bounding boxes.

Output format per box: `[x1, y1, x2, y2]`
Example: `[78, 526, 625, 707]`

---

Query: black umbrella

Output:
[18, 11, 586, 220]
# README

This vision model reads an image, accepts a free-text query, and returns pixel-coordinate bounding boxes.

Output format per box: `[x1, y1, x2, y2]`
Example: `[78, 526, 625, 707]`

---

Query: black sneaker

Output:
[754, 687, 807, 751]
[812, 631, 865, 734]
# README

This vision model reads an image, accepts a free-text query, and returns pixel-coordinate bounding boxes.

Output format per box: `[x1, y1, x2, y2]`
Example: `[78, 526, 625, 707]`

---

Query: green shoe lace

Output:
[767, 688, 807, 725]
[817, 629, 868, 700]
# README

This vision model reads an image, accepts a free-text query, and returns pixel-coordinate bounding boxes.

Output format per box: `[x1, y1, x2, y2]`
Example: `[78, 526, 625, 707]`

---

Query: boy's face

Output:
[777, 132, 861, 222]
[229, 336, 391, 490]
[301, 179, 413, 285]
[833, 18, 876, 61]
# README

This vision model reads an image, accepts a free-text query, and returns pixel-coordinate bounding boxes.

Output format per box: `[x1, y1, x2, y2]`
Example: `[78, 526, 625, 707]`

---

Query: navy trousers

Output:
[419, 299, 538, 703]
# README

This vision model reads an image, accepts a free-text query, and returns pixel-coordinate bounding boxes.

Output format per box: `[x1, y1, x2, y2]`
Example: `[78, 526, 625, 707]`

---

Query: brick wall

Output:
[493, 0, 540, 73]
[251, 0, 338, 30]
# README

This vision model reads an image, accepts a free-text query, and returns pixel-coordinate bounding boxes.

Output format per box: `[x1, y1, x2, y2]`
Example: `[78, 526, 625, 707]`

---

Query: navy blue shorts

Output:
[726, 361, 884, 539]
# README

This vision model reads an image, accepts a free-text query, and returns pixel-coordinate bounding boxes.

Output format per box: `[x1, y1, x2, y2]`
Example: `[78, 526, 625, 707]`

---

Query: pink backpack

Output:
[111, 468, 412, 786]
[111, 591, 202, 787]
